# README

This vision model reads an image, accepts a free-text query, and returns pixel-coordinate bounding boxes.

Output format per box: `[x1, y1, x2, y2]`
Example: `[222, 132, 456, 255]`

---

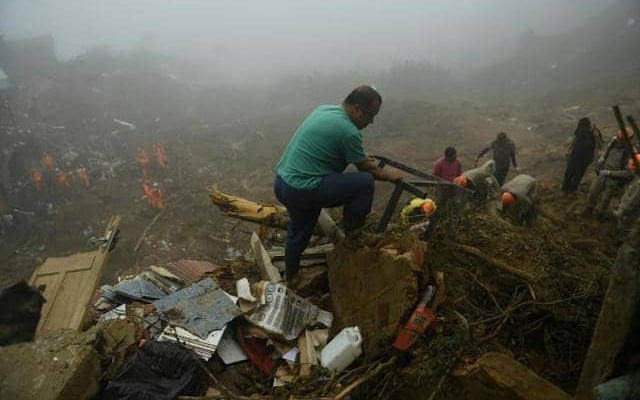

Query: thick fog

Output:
[0, 0, 619, 80]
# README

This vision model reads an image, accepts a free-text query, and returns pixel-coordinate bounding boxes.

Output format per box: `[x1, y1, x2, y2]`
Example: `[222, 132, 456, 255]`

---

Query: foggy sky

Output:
[0, 0, 617, 80]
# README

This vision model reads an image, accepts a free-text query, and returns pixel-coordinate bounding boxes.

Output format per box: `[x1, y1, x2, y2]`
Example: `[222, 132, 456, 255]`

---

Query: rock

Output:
[0, 329, 101, 400]
[452, 352, 572, 400]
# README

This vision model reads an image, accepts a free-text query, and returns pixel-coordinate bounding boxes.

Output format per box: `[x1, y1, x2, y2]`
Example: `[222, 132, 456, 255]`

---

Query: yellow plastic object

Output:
[400, 198, 437, 224]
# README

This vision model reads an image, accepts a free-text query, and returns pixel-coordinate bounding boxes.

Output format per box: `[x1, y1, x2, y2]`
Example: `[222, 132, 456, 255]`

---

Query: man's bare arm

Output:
[355, 159, 404, 181]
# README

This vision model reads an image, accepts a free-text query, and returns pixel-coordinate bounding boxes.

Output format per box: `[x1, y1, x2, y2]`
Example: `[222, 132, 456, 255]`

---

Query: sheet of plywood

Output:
[29, 215, 119, 336]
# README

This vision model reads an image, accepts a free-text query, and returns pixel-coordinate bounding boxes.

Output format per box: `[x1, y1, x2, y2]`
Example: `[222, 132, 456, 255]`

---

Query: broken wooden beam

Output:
[452, 352, 572, 400]
[456, 244, 537, 282]
[209, 188, 344, 243]
[208, 187, 288, 228]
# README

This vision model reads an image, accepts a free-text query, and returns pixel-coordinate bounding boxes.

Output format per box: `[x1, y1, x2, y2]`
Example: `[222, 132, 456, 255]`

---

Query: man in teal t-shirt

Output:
[274, 86, 403, 286]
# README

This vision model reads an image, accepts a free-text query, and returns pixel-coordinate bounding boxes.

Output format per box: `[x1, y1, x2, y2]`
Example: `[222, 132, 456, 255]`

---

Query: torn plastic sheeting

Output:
[102, 340, 202, 400]
[153, 278, 241, 339]
[164, 260, 218, 285]
[282, 347, 299, 362]
[246, 281, 333, 341]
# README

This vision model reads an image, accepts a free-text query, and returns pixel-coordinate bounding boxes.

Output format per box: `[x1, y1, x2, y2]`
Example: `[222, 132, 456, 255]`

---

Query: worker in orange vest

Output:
[153, 143, 167, 168]
[501, 174, 538, 224]
[151, 187, 164, 209]
[56, 170, 71, 188]
[137, 149, 150, 179]
[142, 181, 164, 210]
[32, 170, 45, 190]
[75, 167, 90, 188]
[41, 154, 55, 171]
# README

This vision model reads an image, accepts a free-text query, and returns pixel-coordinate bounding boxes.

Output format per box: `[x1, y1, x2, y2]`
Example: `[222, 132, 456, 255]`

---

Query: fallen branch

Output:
[456, 244, 537, 282]
[133, 210, 164, 254]
[334, 357, 396, 400]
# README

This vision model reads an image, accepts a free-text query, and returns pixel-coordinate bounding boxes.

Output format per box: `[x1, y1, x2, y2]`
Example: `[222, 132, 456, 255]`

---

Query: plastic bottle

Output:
[320, 326, 363, 373]
[393, 285, 437, 351]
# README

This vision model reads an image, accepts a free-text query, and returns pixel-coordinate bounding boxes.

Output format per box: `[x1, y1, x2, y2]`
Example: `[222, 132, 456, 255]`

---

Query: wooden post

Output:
[576, 226, 640, 399]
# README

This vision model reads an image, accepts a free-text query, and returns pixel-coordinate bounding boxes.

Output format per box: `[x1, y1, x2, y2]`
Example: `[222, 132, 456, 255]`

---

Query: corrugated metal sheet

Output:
[154, 278, 240, 339]
[164, 260, 218, 284]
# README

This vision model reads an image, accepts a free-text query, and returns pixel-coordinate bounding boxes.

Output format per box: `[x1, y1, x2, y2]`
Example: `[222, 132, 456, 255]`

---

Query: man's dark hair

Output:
[344, 86, 382, 109]
[444, 147, 456, 158]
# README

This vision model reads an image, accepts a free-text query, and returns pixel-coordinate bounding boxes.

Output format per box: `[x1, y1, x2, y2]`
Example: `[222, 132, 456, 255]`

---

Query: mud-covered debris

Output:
[452, 352, 572, 400]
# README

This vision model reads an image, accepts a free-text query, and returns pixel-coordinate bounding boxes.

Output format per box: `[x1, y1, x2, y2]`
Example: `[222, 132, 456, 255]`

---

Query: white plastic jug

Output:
[320, 326, 363, 373]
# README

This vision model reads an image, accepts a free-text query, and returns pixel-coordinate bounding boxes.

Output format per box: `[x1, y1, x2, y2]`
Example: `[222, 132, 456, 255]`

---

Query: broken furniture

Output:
[28, 215, 120, 337]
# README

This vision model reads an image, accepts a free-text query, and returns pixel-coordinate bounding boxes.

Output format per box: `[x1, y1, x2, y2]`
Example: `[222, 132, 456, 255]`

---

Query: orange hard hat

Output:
[628, 153, 640, 172]
[453, 175, 468, 187]
[502, 191, 515, 207]
[420, 198, 437, 215]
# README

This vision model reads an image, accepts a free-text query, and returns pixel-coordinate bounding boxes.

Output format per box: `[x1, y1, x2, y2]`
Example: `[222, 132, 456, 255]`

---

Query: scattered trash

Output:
[103, 341, 202, 400]
[246, 281, 333, 341]
[98, 304, 127, 323]
[112, 118, 136, 130]
[112, 273, 167, 303]
[158, 325, 225, 360]
[236, 331, 277, 375]
[217, 329, 248, 365]
[320, 326, 363, 373]
[236, 277, 256, 302]
[224, 246, 243, 260]
[250, 232, 282, 282]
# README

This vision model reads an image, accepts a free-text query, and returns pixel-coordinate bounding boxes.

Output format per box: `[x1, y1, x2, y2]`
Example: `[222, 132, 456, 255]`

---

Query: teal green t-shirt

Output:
[276, 105, 368, 190]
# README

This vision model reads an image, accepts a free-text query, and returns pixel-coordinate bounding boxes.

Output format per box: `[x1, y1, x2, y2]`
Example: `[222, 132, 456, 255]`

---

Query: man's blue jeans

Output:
[274, 173, 374, 280]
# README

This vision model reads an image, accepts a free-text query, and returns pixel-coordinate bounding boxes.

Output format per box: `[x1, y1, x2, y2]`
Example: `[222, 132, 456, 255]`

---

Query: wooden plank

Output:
[453, 352, 572, 400]
[298, 331, 311, 377]
[30, 252, 97, 333]
[250, 232, 282, 282]
[29, 215, 120, 336]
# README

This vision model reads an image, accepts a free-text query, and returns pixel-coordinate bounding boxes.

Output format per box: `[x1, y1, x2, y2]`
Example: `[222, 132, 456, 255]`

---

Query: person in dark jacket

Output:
[562, 117, 602, 193]
[475, 132, 518, 186]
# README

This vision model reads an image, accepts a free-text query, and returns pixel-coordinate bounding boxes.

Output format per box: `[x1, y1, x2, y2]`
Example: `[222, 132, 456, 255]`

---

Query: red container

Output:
[393, 285, 437, 351]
